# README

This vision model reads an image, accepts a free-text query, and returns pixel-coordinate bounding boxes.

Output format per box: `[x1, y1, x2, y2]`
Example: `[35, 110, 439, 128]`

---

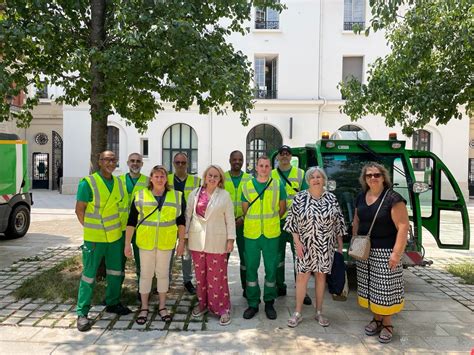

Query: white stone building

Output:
[45, 0, 469, 196]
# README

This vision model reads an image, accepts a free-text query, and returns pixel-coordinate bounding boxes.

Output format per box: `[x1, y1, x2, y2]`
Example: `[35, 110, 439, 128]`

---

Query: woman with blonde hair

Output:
[124, 165, 186, 325]
[353, 162, 409, 343]
[186, 165, 236, 326]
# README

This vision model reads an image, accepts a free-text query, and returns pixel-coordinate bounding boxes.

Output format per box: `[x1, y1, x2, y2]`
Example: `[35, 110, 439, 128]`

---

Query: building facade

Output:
[57, 0, 471, 197]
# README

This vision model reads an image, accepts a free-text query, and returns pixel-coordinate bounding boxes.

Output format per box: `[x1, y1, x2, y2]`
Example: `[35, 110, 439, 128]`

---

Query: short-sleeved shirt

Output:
[231, 172, 244, 189]
[355, 188, 406, 249]
[276, 167, 308, 191]
[76, 172, 114, 202]
[125, 173, 140, 194]
[241, 177, 287, 203]
[127, 191, 186, 227]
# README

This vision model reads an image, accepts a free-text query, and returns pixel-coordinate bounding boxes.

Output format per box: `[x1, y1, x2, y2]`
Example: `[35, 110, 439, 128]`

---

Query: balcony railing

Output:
[254, 89, 277, 99]
[255, 20, 279, 30]
[344, 21, 365, 31]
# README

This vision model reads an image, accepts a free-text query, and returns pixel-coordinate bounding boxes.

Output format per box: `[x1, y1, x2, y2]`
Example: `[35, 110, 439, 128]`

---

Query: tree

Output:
[339, 0, 473, 135]
[0, 0, 283, 171]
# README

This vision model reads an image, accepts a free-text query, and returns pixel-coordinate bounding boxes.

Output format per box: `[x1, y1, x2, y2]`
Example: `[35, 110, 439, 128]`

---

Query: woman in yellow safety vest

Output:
[124, 165, 186, 325]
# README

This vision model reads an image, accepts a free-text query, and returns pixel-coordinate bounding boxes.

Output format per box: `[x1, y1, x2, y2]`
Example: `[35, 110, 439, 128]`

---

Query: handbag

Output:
[348, 189, 389, 261]
[327, 251, 348, 301]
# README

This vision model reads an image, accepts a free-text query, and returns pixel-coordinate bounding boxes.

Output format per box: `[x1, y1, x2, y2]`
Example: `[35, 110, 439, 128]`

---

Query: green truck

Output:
[273, 132, 470, 266]
[0, 133, 32, 238]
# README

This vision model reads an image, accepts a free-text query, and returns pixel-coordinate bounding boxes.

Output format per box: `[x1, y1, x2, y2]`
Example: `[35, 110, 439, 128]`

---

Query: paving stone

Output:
[63, 312, 77, 320]
[54, 304, 73, 312]
[5, 302, 25, 310]
[0, 302, 9, 309]
[99, 312, 118, 320]
[148, 321, 166, 330]
[113, 320, 132, 329]
[46, 312, 65, 319]
[36, 318, 56, 327]
[92, 320, 112, 329]
[38, 304, 57, 311]
[29, 311, 48, 318]
[12, 310, 32, 317]
[175, 305, 191, 314]
[19, 318, 38, 326]
[186, 321, 204, 331]
[168, 321, 185, 330]
[131, 321, 147, 330]
[90, 305, 106, 312]
[2, 316, 23, 325]
[0, 309, 15, 317]
[117, 313, 135, 321]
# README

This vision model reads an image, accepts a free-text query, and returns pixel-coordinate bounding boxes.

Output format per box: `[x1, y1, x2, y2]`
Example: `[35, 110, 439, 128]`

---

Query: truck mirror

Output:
[412, 182, 430, 193]
[327, 180, 337, 191]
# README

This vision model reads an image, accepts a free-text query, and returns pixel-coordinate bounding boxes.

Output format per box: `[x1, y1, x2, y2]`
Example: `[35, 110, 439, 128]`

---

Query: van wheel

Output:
[6, 205, 30, 238]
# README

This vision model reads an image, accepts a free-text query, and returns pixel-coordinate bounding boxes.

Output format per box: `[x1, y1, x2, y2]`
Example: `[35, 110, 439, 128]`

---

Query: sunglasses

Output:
[174, 161, 187, 165]
[365, 173, 382, 179]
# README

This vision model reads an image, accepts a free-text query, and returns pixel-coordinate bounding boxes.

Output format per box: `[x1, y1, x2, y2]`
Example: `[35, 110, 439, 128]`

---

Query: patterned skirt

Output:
[356, 248, 404, 315]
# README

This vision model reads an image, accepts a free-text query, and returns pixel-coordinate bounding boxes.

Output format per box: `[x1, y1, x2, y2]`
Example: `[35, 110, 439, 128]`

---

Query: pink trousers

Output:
[191, 251, 231, 316]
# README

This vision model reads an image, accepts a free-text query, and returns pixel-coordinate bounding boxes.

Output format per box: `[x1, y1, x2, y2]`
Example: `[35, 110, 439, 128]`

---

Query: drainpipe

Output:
[317, 0, 327, 136]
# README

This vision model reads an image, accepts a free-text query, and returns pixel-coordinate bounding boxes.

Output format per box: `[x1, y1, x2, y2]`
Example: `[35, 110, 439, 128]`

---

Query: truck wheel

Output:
[5, 205, 30, 238]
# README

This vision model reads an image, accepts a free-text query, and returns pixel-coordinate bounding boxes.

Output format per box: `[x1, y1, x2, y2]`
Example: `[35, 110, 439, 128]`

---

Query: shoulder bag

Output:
[348, 189, 389, 261]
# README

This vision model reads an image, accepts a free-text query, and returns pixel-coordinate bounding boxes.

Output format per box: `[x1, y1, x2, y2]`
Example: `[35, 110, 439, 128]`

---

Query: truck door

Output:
[407, 150, 470, 249]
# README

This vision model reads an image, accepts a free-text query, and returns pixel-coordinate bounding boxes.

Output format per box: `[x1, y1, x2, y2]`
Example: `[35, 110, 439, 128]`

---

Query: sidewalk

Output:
[0, 190, 472, 353]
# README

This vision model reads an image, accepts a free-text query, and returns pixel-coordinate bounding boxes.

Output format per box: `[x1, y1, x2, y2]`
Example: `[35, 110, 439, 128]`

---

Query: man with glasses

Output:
[271, 145, 312, 306]
[120, 153, 148, 297]
[75, 151, 131, 332]
[167, 152, 201, 294]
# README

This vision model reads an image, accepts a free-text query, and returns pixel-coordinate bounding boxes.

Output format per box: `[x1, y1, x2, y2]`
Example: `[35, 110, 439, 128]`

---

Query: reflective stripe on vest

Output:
[224, 171, 252, 218]
[167, 174, 201, 202]
[120, 173, 149, 207]
[271, 167, 304, 219]
[134, 188, 182, 250]
[242, 179, 280, 239]
[83, 173, 125, 243]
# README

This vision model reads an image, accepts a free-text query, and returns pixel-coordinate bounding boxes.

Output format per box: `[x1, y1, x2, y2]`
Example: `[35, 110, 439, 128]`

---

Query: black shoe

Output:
[105, 303, 132, 315]
[277, 288, 287, 297]
[184, 281, 196, 295]
[243, 307, 259, 319]
[264, 302, 277, 320]
[303, 294, 312, 305]
[77, 316, 91, 332]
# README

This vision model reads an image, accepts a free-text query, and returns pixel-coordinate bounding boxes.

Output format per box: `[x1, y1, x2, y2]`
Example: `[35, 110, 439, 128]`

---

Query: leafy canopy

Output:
[339, 0, 473, 135]
[0, 0, 283, 131]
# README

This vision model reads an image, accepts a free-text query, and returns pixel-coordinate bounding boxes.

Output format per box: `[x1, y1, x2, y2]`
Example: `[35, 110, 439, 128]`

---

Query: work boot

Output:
[77, 316, 91, 332]
[277, 288, 287, 297]
[264, 301, 277, 320]
[184, 281, 196, 295]
[105, 303, 132, 315]
[243, 306, 259, 319]
[303, 294, 312, 305]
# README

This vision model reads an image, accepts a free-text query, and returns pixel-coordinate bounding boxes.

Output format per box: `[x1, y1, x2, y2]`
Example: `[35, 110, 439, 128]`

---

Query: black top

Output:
[127, 190, 186, 227]
[173, 175, 186, 193]
[355, 188, 406, 249]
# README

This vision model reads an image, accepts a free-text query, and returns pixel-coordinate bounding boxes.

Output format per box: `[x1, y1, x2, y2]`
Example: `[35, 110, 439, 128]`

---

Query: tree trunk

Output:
[89, 0, 107, 174]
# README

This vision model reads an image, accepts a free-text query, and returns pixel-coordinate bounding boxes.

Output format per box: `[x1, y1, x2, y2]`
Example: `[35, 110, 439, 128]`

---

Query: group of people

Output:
[74, 146, 408, 344]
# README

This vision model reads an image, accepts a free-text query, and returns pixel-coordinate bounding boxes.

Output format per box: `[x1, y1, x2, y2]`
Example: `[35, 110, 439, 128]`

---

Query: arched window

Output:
[162, 123, 198, 174]
[412, 129, 431, 171]
[246, 124, 282, 174]
[107, 126, 120, 164]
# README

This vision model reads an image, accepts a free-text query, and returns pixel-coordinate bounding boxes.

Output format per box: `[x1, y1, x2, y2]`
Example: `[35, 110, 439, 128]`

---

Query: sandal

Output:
[192, 306, 208, 318]
[378, 325, 394, 343]
[135, 309, 148, 325]
[158, 307, 172, 322]
[365, 318, 383, 336]
[315, 311, 329, 327]
[287, 311, 303, 328]
[219, 312, 231, 326]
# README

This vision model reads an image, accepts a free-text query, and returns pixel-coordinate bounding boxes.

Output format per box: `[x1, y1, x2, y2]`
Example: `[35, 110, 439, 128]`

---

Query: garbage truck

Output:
[272, 131, 470, 266]
[0, 133, 32, 238]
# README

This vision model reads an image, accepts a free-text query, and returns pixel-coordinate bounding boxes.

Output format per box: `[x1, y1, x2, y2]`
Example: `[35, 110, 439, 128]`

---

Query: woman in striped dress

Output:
[352, 162, 409, 343]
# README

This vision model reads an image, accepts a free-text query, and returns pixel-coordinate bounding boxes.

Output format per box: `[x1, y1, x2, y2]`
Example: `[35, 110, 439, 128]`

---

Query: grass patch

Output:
[446, 262, 474, 285]
[13, 256, 139, 305]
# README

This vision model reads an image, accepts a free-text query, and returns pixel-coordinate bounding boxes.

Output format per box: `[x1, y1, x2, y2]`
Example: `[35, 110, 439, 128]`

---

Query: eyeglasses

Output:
[174, 161, 187, 165]
[365, 173, 382, 179]
[100, 158, 117, 164]
[129, 159, 142, 163]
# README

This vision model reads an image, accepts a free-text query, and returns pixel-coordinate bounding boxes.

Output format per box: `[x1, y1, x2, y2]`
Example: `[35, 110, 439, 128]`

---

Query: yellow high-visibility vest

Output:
[224, 171, 252, 219]
[83, 173, 127, 243]
[134, 188, 182, 250]
[242, 178, 281, 239]
[167, 174, 201, 201]
[271, 166, 304, 219]
[119, 173, 149, 207]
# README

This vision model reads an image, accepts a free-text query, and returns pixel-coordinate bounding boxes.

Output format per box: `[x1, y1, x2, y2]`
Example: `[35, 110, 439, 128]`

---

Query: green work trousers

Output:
[276, 225, 296, 292]
[244, 235, 279, 308]
[76, 238, 124, 317]
[235, 224, 246, 290]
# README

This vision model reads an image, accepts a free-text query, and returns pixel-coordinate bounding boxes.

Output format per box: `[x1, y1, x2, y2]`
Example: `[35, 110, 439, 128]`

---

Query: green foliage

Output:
[339, 0, 473, 135]
[0, 0, 284, 131]
[446, 262, 474, 285]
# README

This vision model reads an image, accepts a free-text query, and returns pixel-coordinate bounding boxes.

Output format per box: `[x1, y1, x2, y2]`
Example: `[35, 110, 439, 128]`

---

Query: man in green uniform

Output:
[75, 151, 131, 332]
[242, 155, 286, 320]
[272, 145, 312, 305]
[224, 150, 251, 297]
[167, 152, 201, 294]
[119, 153, 148, 293]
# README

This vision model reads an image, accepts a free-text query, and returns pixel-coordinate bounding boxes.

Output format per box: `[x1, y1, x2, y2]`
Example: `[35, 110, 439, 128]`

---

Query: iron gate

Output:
[52, 131, 63, 191]
[32, 152, 49, 189]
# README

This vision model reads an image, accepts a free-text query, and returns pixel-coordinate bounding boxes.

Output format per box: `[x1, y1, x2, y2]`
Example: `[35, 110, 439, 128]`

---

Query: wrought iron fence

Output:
[343, 21, 365, 31]
[254, 89, 278, 99]
[255, 20, 279, 30]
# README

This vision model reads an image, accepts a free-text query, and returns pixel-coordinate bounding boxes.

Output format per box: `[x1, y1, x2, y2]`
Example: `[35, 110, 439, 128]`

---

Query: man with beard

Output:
[120, 153, 148, 294]
[224, 150, 251, 297]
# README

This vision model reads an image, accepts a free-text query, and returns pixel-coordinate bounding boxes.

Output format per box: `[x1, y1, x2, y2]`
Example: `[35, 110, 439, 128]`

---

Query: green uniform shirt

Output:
[125, 174, 140, 194]
[277, 168, 308, 190]
[76, 172, 114, 202]
[241, 177, 287, 203]
[231, 173, 243, 189]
